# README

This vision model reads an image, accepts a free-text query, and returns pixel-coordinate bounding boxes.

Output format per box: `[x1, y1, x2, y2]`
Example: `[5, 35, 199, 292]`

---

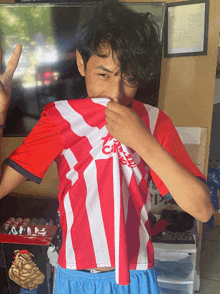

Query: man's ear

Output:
[76, 50, 86, 77]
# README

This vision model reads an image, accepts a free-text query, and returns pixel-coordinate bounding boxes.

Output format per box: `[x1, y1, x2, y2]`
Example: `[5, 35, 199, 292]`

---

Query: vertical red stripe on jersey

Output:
[146, 218, 155, 268]
[96, 158, 115, 266]
[118, 170, 130, 285]
[125, 172, 148, 267]
[58, 198, 67, 268]
[55, 154, 73, 201]
[136, 163, 150, 202]
[68, 99, 106, 129]
[132, 100, 150, 129]
[68, 174, 97, 269]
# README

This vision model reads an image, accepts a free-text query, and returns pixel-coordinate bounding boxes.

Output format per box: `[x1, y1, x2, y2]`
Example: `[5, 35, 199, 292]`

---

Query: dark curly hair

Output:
[76, 0, 161, 88]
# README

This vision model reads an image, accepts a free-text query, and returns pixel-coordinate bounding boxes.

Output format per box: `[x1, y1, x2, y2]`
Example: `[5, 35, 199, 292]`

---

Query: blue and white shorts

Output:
[54, 265, 159, 294]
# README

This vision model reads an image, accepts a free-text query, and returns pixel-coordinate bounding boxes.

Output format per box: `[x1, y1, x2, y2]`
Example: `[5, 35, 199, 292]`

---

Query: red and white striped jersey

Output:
[5, 98, 206, 286]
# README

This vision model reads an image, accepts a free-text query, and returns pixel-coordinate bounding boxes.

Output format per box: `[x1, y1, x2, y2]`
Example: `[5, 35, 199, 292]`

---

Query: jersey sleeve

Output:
[3, 108, 63, 184]
[150, 110, 207, 204]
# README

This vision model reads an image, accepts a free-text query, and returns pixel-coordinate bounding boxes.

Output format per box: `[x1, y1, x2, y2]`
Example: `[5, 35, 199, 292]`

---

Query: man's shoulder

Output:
[43, 100, 69, 112]
[133, 99, 170, 122]
[42, 99, 79, 117]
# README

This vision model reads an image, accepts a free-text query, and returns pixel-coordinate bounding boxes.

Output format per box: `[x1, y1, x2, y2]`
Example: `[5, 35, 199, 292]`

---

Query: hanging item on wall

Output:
[8, 249, 45, 294]
[164, 0, 209, 58]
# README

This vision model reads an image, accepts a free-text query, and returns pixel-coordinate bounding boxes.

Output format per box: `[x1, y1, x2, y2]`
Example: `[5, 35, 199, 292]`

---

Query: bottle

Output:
[1, 217, 16, 234]
[17, 218, 31, 235]
[38, 218, 46, 225]
[30, 218, 40, 225]
[9, 218, 23, 235]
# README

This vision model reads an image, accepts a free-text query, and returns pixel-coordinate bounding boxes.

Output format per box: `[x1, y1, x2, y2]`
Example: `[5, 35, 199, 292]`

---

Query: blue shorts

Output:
[54, 265, 159, 294]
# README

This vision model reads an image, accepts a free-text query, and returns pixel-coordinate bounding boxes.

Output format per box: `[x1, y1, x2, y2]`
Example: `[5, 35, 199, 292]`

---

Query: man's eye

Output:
[123, 76, 137, 87]
[98, 74, 109, 78]
[124, 76, 135, 82]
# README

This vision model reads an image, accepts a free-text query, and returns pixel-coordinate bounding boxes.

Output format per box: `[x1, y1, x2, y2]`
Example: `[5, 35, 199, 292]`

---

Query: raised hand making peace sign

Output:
[0, 43, 27, 200]
[0, 43, 22, 116]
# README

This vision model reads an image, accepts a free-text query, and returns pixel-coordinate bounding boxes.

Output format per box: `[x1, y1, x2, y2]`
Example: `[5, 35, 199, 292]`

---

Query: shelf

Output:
[158, 281, 194, 294]
[0, 225, 58, 245]
[155, 253, 196, 283]
[152, 237, 197, 253]
[153, 239, 197, 288]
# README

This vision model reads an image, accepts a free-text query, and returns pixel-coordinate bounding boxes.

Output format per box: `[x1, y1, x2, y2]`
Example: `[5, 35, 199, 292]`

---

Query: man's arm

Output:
[136, 132, 214, 223]
[0, 163, 27, 199]
[0, 44, 27, 200]
[105, 101, 214, 223]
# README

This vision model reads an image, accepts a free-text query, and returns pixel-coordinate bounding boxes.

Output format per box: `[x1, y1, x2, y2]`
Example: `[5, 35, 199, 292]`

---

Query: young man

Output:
[0, 0, 214, 293]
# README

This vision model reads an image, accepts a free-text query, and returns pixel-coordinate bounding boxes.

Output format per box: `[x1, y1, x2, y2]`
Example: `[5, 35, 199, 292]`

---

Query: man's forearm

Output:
[135, 131, 214, 223]
[0, 111, 27, 199]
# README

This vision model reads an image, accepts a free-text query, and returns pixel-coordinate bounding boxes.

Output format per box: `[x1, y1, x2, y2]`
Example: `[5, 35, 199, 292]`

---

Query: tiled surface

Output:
[196, 224, 220, 293]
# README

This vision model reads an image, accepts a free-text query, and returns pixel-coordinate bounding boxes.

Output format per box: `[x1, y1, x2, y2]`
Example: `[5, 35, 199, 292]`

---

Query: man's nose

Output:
[108, 76, 123, 103]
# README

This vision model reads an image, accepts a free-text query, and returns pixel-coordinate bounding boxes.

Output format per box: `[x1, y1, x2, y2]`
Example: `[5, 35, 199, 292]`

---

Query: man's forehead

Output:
[96, 44, 121, 63]
[88, 51, 120, 70]
[89, 44, 132, 74]
[92, 54, 132, 75]
[96, 65, 121, 74]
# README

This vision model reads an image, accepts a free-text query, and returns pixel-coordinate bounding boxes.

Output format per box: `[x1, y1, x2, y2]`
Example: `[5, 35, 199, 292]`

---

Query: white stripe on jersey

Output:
[55, 100, 100, 148]
[89, 126, 111, 160]
[144, 104, 159, 135]
[136, 204, 151, 269]
[63, 191, 76, 265]
[91, 97, 110, 108]
[113, 154, 121, 285]
[130, 151, 140, 165]
[132, 165, 143, 186]
[84, 160, 111, 266]
[144, 165, 150, 182]
[145, 189, 152, 213]
[62, 149, 78, 185]
[119, 159, 132, 225]
[56, 100, 111, 161]
[120, 156, 133, 185]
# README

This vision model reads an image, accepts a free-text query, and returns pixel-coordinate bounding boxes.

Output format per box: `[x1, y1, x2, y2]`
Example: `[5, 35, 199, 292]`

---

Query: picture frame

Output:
[164, 0, 209, 58]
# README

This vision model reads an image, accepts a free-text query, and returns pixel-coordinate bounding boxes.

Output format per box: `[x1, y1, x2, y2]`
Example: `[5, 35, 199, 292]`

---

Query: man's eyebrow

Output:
[96, 65, 121, 75]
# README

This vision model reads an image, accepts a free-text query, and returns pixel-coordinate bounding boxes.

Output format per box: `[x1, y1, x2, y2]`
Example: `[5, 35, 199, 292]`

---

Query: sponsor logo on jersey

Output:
[101, 134, 136, 168]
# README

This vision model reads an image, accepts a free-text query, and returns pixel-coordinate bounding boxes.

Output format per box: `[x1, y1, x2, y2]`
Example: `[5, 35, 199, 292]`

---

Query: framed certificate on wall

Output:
[164, 0, 209, 58]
